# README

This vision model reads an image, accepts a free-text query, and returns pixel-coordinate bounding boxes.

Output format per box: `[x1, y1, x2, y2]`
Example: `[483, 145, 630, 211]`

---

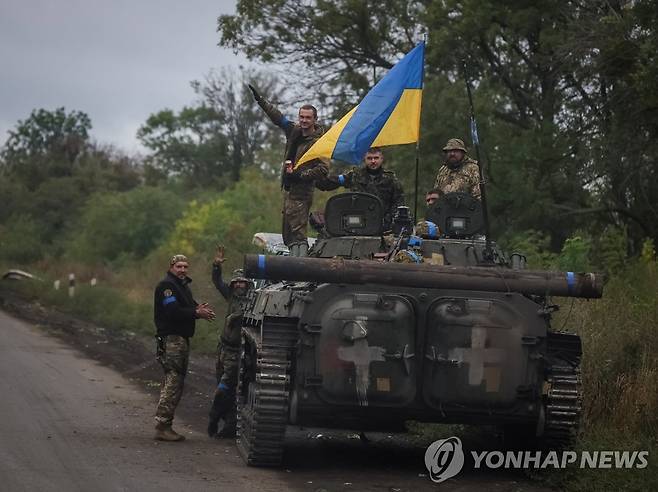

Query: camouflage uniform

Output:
[434, 138, 481, 200]
[208, 263, 250, 438]
[155, 335, 189, 426]
[153, 271, 199, 428]
[434, 157, 481, 200]
[256, 98, 328, 246]
[318, 166, 405, 230]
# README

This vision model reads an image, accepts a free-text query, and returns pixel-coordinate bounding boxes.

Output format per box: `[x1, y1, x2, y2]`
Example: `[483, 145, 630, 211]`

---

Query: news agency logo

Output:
[424, 436, 650, 482]
[424, 436, 465, 483]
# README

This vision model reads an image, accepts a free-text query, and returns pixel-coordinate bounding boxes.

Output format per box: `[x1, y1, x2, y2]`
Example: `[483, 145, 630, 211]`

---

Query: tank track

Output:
[236, 321, 296, 466]
[542, 332, 583, 449]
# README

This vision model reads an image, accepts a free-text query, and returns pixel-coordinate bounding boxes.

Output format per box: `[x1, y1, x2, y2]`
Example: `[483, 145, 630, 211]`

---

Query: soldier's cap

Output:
[169, 254, 189, 265]
[442, 138, 467, 152]
[230, 268, 250, 285]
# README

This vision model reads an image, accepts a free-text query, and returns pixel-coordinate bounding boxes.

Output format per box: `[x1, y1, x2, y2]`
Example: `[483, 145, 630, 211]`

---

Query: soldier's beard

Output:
[232, 288, 248, 298]
[446, 158, 462, 170]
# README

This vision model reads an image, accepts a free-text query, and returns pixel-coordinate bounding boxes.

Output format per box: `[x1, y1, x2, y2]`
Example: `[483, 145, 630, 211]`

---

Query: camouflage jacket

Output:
[211, 263, 249, 347]
[257, 98, 329, 201]
[433, 157, 481, 200]
[318, 166, 405, 229]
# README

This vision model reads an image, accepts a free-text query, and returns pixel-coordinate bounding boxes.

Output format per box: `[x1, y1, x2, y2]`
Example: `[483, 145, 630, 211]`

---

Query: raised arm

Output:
[211, 244, 231, 300]
[249, 84, 293, 136]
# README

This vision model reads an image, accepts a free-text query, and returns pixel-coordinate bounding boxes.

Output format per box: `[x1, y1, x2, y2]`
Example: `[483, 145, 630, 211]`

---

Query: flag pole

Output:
[413, 144, 420, 223]
[461, 58, 493, 262]
[413, 35, 427, 224]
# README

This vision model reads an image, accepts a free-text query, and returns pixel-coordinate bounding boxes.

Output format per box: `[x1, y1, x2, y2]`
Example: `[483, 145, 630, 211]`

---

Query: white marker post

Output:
[68, 273, 75, 298]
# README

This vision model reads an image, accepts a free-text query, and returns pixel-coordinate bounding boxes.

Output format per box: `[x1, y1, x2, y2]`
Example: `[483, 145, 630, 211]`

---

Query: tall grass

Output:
[553, 258, 658, 491]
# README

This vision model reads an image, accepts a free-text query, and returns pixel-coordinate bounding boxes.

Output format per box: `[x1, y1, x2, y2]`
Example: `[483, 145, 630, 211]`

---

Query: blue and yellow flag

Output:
[297, 41, 425, 167]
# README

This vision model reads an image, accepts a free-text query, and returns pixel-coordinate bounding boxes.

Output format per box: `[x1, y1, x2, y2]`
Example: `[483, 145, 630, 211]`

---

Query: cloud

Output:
[0, 0, 245, 153]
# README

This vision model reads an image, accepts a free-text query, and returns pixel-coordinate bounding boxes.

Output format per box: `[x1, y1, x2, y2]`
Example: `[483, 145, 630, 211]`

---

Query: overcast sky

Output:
[0, 0, 245, 154]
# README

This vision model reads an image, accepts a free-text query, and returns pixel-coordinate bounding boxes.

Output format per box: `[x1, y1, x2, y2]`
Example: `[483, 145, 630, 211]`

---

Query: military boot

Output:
[289, 243, 299, 257]
[154, 422, 185, 442]
[215, 408, 237, 439]
[298, 242, 308, 257]
[208, 387, 233, 437]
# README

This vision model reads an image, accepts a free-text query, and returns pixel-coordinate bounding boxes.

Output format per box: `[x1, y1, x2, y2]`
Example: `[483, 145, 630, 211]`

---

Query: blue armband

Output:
[338, 174, 346, 185]
[162, 296, 177, 306]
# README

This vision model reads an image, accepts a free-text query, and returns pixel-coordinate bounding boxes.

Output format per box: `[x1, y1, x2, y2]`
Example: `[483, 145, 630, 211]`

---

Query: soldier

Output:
[249, 84, 328, 256]
[207, 245, 251, 439]
[425, 188, 441, 207]
[154, 254, 215, 441]
[318, 147, 405, 231]
[434, 138, 481, 200]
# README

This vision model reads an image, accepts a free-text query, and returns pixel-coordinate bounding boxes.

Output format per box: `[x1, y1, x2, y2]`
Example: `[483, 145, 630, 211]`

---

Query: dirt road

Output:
[0, 302, 551, 491]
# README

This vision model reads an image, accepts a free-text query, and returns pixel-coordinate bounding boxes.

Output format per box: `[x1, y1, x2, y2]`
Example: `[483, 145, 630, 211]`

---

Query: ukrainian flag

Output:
[297, 41, 425, 167]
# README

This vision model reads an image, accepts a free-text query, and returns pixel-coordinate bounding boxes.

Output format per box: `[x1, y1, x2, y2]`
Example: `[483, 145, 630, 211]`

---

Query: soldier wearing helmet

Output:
[207, 245, 252, 439]
[433, 138, 481, 200]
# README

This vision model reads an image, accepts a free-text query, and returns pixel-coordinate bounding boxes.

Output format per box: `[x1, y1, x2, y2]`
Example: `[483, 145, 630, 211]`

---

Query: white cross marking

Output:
[338, 337, 386, 407]
[448, 327, 505, 386]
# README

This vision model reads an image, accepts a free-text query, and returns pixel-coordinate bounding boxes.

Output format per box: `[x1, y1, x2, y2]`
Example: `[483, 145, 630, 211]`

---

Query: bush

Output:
[66, 186, 184, 264]
[0, 215, 46, 263]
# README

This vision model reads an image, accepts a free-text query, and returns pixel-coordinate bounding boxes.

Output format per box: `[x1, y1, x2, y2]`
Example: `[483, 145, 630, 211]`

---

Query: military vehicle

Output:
[235, 191, 603, 466]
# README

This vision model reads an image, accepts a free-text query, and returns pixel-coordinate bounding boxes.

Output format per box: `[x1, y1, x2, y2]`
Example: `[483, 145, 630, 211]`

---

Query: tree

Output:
[218, 0, 423, 110]
[1, 107, 92, 189]
[191, 68, 281, 182]
[138, 68, 282, 185]
[219, 0, 658, 249]
[68, 187, 185, 264]
[137, 105, 231, 184]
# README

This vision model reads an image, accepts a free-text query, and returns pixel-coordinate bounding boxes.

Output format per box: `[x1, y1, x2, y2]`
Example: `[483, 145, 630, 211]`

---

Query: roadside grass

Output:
[0, 267, 220, 354]
[552, 259, 658, 491]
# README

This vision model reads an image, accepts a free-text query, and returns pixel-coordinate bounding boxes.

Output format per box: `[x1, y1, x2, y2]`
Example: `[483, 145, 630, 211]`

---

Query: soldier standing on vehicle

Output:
[207, 245, 252, 439]
[317, 147, 405, 231]
[154, 254, 215, 441]
[434, 138, 481, 200]
[249, 84, 328, 256]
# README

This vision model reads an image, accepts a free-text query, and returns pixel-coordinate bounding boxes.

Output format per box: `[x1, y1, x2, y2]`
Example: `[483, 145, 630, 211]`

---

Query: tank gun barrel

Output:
[244, 255, 603, 299]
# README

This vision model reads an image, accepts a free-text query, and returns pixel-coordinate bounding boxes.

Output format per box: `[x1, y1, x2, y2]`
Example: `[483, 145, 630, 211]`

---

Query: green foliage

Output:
[551, 258, 658, 491]
[556, 236, 591, 272]
[500, 230, 557, 269]
[219, 0, 658, 250]
[1, 107, 91, 165]
[67, 187, 185, 265]
[640, 238, 656, 265]
[218, 0, 421, 100]
[1, 108, 93, 191]
[137, 105, 231, 184]
[0, 215, 46, 263]
[138, 69, 281, 186]
[591, 226, 628, 275]
[160, 168, 281, 259]
[27, 176, 88, 241]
